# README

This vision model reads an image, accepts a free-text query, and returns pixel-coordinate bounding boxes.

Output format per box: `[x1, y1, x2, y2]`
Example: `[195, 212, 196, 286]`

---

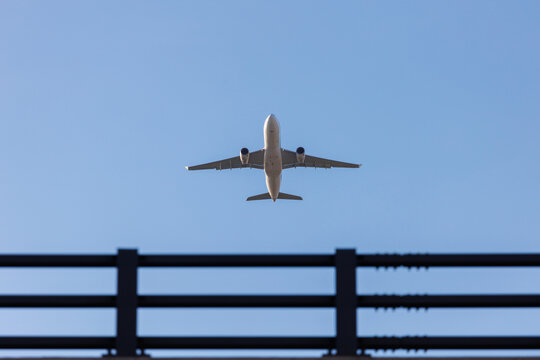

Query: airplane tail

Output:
[246, 192, 303, 201]
[246, 193, 271, 201]
[278, 192, 303, 200]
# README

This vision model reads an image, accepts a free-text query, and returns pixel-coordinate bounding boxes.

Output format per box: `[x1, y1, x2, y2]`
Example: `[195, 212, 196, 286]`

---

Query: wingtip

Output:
[185, 166, 190, 170]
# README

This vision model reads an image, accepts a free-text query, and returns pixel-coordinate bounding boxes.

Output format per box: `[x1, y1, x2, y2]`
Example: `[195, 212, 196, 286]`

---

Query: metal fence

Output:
[1, 249, 540, 356]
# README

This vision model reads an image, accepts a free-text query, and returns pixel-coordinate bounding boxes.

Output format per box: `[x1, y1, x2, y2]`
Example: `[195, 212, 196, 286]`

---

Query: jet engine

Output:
[240, 147, 250, 165]
[296, 147, 305, 163]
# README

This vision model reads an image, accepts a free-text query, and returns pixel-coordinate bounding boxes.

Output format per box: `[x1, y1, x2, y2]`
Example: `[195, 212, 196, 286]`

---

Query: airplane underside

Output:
[186, 114, 360, 201]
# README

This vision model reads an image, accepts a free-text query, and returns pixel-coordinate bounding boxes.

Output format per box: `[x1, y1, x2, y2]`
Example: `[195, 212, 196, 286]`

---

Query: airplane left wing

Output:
[281, 149, 361, 169]
[186, 149, 264, 170]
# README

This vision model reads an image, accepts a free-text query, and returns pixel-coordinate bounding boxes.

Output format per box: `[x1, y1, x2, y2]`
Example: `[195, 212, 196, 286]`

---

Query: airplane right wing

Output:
[186, 149, 265, 170]
[281, 149, 361, 169]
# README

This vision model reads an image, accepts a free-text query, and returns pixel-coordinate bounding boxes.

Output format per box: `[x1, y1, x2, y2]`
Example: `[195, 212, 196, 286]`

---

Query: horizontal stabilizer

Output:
[246, 192, 303, 201]
[278, 192, 303, 200]
[246, 193, 272, 201]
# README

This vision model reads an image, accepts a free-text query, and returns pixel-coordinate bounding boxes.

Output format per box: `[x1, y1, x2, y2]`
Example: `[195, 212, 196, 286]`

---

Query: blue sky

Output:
[1, 0, 540, 357]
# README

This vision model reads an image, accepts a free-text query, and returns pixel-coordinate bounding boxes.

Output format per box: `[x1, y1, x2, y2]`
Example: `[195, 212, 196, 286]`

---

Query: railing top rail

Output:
[1, 252, 540, 267]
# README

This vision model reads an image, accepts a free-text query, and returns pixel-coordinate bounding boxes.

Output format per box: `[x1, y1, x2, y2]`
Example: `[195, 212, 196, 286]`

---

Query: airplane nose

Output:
[265, 114, 278, 125]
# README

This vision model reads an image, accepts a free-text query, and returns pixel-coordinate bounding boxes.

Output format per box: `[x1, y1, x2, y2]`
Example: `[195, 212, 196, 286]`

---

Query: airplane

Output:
[186, 114, 361, 201]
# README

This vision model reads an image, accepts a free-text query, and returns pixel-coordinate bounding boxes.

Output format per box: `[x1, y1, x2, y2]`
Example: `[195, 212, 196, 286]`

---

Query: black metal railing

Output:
[1, 249, 540, 356]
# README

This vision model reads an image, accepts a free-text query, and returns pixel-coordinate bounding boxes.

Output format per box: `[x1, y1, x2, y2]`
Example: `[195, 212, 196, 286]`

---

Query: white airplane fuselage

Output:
[263, 114, 282, 201]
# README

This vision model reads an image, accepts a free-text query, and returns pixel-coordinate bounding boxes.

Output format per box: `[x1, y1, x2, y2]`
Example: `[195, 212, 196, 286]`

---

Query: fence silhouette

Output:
[1, 249, 540, 356]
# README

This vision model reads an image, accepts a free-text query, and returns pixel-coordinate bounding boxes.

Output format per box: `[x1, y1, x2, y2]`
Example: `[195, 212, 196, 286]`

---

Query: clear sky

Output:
[1, 0, 540, 357]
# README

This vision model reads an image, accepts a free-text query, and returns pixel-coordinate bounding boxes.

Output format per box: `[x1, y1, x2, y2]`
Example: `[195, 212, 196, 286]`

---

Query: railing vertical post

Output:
[335, 249, 357, 356]
[116, 249, 138, 356]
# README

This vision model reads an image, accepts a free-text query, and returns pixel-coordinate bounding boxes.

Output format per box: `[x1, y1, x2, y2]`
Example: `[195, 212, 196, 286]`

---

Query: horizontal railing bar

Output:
[2, 336, 540, 350]
[2, 253, 540, 267]
[0, 337, 114, 349]
[0, 295, 116, 307]
[0, 295, 333, 308]
[357, 336, 540, 350]
[358, 295, 540, 308]
[0, 255, 116, 267]
[138, 255, 334, 267]
[1, 295, 540, 308]
[140, 254, 540, 267]
[139, 337, 333, 349]
[358, 254, 540, 267]
[139, 295, 334, 307]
